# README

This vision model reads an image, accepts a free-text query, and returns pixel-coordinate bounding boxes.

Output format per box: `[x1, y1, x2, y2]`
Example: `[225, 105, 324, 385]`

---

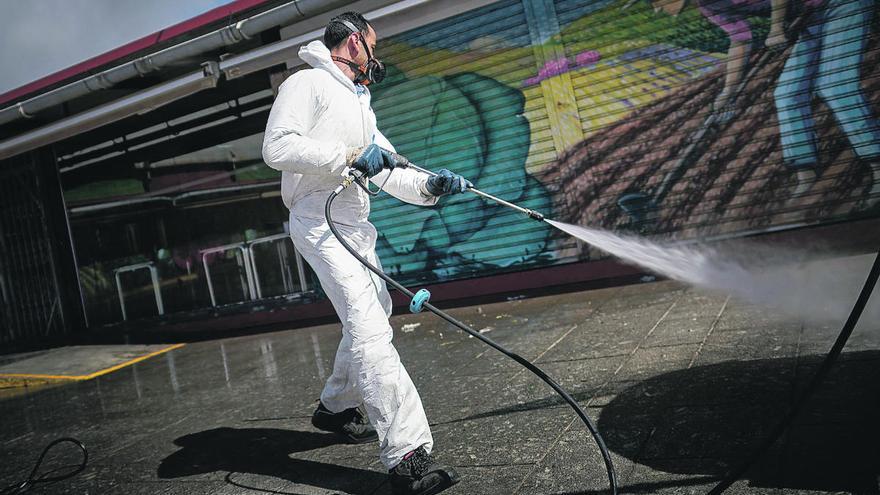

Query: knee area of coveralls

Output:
[350, 335, 400, 394]
[339, 282, 392, 327]
[343, 295, 394, 340]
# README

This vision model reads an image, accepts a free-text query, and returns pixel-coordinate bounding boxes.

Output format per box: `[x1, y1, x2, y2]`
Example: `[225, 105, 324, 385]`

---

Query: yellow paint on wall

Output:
[377, 25, 720, 173]
[539, 72, 584, 152]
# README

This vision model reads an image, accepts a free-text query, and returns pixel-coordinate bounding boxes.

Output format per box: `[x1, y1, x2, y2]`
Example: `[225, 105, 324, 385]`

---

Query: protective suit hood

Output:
[298, 40, 363, 95]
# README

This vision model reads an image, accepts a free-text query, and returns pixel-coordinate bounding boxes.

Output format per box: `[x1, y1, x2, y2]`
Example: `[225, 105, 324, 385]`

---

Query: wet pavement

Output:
[1, 279, 879, 494]
[0, 344, 184, 379]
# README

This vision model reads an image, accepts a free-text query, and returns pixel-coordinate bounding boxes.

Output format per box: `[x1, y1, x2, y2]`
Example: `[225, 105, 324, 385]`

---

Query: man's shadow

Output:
[442, 350, 880, 493]
[157, 427, 387, 494]
[596, 350, 880, 493]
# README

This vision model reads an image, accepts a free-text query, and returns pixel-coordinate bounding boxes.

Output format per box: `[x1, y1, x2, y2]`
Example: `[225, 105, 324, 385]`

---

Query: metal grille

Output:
[547, 0, 880, 245]
[364, 0, 558, 284]
[0, 152, 66, 345]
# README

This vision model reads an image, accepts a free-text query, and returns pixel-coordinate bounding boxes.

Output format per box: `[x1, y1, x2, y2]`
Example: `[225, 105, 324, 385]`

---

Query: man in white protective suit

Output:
[261, 11, 469, 495]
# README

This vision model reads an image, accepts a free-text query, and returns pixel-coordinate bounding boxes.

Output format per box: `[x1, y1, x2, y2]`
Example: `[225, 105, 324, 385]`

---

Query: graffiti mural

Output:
[371, 68, 554, 281]
[59, 0, 880, 325]
[546, 0, 879, 253]
[365, 2, 555, 282]
[365, 0, 878, 276]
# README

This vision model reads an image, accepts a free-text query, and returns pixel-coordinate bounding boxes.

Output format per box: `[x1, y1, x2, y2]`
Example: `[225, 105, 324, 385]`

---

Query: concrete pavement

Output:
[1, 280, 878, 494]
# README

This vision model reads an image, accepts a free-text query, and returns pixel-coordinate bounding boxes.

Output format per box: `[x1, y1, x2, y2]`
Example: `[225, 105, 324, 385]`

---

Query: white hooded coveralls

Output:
[262, 40, 436, 469]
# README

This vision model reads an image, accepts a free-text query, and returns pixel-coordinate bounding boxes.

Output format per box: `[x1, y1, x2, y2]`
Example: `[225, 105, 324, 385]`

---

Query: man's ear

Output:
[348, 33, 361, 57]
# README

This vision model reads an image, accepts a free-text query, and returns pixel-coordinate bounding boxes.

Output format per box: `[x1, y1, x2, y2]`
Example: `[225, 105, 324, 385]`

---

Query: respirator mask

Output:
[330, 19, 386, 86]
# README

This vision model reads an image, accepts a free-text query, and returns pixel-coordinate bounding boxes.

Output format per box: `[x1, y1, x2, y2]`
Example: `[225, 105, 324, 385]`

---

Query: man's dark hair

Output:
[324, 11, 372, 50]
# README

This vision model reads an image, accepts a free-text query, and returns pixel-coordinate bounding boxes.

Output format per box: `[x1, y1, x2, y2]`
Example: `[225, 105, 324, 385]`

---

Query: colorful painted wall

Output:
[59, 0, 880, 325]
[367, 0, 879, 282]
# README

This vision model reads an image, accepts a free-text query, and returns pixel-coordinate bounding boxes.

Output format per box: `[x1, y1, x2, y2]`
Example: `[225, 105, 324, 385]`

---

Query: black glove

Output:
[426, 169, 473, 196]
[346, 144, 398, 177]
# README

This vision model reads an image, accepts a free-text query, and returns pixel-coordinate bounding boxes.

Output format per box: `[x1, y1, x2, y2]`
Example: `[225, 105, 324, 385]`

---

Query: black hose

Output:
[325, 185, 619, 494]
[708, 249, 880, 494]
[0, 437, 88, 494]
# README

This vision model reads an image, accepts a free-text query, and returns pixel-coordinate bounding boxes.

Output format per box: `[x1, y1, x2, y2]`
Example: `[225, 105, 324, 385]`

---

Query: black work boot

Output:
[389, 446, 460, 495]
[311, 401, 378, 444]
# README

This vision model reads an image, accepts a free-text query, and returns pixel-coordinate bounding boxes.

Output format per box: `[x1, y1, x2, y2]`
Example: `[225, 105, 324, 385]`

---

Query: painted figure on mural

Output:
[770, 0, 880, 204]
[652, 0, 880, 206]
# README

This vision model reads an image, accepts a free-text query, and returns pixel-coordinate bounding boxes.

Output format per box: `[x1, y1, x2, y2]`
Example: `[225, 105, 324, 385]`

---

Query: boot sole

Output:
[407, 467, 460, 495]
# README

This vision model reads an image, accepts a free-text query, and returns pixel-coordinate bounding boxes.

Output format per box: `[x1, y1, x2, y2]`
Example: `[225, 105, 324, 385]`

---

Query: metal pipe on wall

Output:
[0, 0, 438, 162]
[220, 0, 434, 80]
[0, 63, 221, 161]
[0, 0, 350, 127]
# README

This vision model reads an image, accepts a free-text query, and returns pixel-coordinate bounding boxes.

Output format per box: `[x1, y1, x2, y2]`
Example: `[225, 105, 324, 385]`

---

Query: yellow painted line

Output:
[0, 373, 81, 381]
[0, 343, 185, 383]
[82, 343, 186, 379]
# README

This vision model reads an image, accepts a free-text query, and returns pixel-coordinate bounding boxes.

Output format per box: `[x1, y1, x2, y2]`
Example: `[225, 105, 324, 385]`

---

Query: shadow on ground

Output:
[451, 351, 880, 494]
[157, 427, 387, 494]
[601, 350, 880, 493]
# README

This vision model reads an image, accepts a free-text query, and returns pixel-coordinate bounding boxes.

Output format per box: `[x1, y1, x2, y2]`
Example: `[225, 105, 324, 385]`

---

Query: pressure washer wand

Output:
[399, 160, 546, 221]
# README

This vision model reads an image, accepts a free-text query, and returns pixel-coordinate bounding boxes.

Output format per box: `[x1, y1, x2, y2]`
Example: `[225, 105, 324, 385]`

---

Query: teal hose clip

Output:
[410, 289, 431, 313]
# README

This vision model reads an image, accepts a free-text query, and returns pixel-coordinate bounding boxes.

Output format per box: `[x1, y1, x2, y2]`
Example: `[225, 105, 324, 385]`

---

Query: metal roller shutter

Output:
[0, 151, 73, 345]
[545, 0, 880, 250]
[369, 0, 560, 284]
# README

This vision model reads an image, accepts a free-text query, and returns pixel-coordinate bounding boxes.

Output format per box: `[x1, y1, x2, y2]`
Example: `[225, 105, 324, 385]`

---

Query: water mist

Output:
[546, 220, 880, 330]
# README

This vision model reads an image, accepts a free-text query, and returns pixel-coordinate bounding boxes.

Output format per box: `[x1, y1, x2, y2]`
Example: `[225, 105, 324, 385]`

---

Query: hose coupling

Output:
[410, 288, 431, 313]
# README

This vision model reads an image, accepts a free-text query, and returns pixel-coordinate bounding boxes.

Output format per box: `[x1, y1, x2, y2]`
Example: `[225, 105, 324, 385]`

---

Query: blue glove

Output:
[426, 169, 473, 196]
[346, 144, 399, 178]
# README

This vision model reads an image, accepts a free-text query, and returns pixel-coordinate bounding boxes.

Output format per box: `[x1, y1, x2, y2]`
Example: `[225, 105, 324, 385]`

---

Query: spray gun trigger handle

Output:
[389, 152, 410, 168]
